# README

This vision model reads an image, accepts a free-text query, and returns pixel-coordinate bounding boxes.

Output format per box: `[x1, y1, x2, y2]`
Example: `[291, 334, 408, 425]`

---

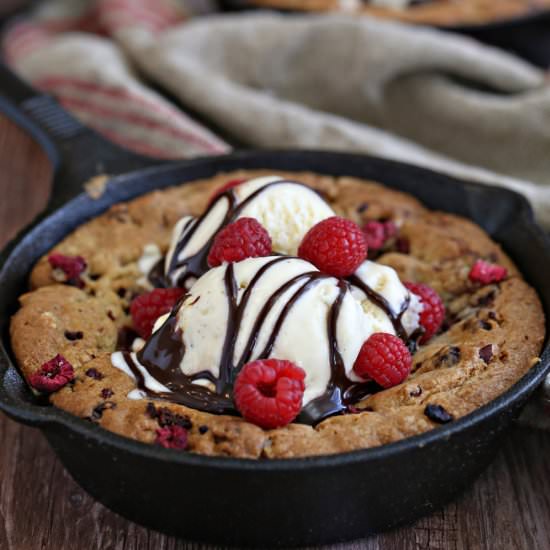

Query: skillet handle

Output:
[0, 63, 162, 211]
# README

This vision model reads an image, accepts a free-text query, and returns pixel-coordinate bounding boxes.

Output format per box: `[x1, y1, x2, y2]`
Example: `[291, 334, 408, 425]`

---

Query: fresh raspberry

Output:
[155, 425, 188, 450]
[130, 288, 184, 339]
[208, 178, 247, 205]
[469, 259, 508, 285]
[207, 217, 272, 268]
[48, 253, 87, 288]
[362, 220, 397, 252]
[405, 282, 446, 344]
[29, 354, 74, 393]
[234, 359, 306, 429]
[353, 333, 412, 388]
[298, 216, 367, 277]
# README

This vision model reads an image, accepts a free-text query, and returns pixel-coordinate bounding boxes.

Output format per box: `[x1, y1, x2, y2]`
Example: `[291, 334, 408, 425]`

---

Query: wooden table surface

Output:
[1, 113, 549, 550]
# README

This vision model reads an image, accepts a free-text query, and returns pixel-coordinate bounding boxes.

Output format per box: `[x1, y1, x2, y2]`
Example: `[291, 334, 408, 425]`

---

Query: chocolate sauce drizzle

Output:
[348, 274, 410, 341]
[121, 256, 413, 425]
[124, 314, 236, 414]
[147, 258, 168, 289]
[297, 279, 379, 425]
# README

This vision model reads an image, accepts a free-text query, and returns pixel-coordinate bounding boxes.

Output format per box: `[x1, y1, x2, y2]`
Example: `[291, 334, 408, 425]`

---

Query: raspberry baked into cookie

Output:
[10, 172, 545, 458]
[241, 0, 550, 26]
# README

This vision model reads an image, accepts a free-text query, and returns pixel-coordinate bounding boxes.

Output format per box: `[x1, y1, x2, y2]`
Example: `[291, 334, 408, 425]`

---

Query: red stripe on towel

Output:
[3, 22, 51, 63]
[58, 95, 224, 152]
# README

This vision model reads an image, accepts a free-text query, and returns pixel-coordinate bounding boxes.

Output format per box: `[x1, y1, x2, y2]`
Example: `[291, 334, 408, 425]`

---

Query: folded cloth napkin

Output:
[2, 0, 228, 158]
[113, 10, 550, 223]
[2, 0, 549, 428]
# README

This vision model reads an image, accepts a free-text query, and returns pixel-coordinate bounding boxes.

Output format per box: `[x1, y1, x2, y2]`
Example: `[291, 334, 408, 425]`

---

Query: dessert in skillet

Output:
[10, 171, 545, 458]
[241, 0, 550, 26]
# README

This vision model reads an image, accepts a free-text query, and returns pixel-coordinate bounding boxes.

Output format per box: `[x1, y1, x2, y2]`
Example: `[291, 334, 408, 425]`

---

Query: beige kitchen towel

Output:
[109, 10, 550, 224]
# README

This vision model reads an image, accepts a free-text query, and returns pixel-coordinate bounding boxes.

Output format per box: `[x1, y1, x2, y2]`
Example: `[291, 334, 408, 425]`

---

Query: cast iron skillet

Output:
[220, 1, 550, 68]
[0, 66, 549, 547]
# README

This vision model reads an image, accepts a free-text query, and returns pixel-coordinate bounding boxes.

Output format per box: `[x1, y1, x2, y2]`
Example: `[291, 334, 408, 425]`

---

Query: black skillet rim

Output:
[1, 149, 549, 472]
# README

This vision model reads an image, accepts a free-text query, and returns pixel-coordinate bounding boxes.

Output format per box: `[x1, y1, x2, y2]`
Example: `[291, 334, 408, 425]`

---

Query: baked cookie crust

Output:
[10, 171, 545, 458]
[244, 0, 550, 26]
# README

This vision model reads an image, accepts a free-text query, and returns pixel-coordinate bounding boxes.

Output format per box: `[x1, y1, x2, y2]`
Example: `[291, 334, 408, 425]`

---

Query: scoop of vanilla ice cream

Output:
[167, 256, 420, 405]
[233, 176, 335, 255]
[164, 176, 335, 287]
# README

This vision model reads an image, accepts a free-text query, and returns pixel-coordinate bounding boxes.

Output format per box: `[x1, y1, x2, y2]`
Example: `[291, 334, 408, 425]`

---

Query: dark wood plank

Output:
[0, 113, 53, 249]
[1, 412, 549, 550]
